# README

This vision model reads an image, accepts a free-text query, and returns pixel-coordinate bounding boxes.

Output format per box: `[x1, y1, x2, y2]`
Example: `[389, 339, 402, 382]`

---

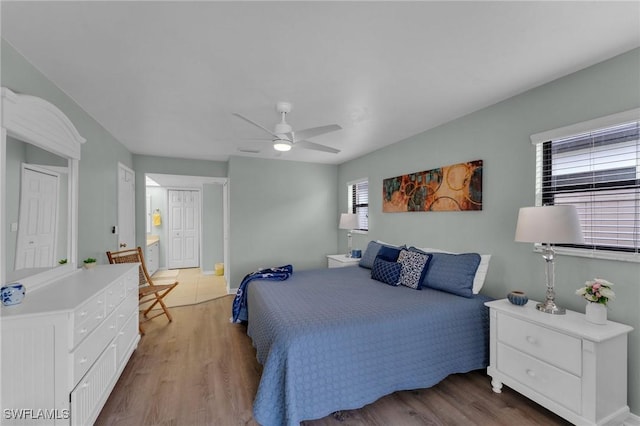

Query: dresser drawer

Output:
[105, 278, 126, 315]
[498, 342, 581, 413]
[114, 292, 138, 329]
[124, 268, 139, 296]
[116, 311, 139, 366]
[71, 343, 117, 426]
[71, 292, 107, 349]
[497, 313, 581, 376]
[71, 310, 118, 385]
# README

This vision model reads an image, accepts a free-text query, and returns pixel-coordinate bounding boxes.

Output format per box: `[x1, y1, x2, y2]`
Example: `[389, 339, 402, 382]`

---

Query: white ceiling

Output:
[2, 1, 639, 165]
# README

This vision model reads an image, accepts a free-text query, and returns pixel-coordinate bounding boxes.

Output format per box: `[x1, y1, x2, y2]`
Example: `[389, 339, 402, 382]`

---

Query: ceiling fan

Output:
[233, 101, 342, 154]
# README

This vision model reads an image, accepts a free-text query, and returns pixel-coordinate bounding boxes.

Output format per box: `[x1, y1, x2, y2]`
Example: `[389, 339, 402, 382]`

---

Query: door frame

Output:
[145, 174, 230, 293]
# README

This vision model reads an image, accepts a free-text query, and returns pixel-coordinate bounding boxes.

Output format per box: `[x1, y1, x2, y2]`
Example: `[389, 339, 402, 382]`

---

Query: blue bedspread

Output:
[231, 265, 293, 323]
[246, 266, 492, 426]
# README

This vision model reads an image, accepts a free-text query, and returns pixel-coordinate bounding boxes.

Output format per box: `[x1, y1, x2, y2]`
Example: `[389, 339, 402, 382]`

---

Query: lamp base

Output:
[536, 300, 566, 315]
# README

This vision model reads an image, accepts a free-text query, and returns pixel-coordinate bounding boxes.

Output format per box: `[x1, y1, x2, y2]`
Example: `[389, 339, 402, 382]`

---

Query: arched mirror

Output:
[1, 87, 85, 292]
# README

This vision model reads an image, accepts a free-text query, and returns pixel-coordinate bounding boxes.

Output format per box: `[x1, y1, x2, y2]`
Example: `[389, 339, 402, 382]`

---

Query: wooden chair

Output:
[106, 246, 178, 335]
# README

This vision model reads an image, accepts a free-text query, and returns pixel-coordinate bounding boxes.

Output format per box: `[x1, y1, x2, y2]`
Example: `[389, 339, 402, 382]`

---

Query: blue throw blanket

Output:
[231, 265, 293, 323]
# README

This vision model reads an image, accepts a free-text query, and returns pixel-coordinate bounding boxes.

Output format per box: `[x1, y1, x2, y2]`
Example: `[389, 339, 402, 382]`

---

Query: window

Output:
[533, 111, 639, 259]
[348, 179, 368, 231]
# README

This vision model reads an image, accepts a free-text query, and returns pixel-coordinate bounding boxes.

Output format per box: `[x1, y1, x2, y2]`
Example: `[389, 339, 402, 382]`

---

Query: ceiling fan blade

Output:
[233, 113, 279, 138]
[293, 124, 342, 142]
[295, 140, 341, 154]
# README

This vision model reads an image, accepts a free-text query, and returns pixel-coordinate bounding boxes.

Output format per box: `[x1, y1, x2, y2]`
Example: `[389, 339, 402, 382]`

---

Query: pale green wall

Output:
[338, 48, 640, 414]
[228, 156, 337, 288]
[2, 40, 133, 264]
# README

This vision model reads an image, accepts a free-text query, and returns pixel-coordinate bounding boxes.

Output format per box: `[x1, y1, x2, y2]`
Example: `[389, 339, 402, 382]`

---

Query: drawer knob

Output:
[526, 369, 536, 378]
[81, 382, 90, 389]
[79, 310, 87, 317]
[96, 315, 104, 320]
[79, 328, 87, 334]
[79, 357, 88, 365]
[525, 335, 537, 345]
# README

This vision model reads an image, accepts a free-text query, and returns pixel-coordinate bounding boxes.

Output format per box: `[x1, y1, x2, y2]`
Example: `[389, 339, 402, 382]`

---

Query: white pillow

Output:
[417, 247, 491, 294]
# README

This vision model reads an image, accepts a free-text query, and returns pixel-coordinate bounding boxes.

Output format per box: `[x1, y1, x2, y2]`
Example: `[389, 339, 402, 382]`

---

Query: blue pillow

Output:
[422, 252, 481, 298]
[377, 245, 402, 262]
[359, 241, 383, 269]
[371, 256, 402, 286]
[397, 250, 432, 290]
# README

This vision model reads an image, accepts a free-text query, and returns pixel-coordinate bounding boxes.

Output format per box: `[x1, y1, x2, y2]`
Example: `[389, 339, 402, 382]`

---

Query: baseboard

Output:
[625, 412, 640, 426]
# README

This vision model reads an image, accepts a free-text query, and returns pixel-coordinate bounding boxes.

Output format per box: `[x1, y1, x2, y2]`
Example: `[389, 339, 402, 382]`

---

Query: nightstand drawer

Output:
[498, 342, 581, 413]
[497, 313, 581, 376]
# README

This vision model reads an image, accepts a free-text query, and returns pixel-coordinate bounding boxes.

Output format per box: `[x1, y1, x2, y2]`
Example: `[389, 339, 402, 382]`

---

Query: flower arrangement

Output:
[576, 278, 615, 305]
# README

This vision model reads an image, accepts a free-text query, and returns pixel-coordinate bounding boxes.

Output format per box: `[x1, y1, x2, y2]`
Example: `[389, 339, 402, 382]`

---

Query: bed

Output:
[245, 258, 492, 426]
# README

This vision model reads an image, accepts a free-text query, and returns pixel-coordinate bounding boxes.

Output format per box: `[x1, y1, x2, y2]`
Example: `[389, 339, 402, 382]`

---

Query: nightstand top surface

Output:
[485, 299, 633, 342]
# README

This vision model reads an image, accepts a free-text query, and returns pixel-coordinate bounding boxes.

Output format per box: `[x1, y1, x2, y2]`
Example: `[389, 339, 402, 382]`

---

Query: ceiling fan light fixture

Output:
[273, 139, 292, 152]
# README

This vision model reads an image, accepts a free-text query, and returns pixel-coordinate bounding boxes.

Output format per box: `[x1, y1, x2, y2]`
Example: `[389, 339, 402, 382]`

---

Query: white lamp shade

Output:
[339, 213, 358, 230]
[515, 205, 584, 244]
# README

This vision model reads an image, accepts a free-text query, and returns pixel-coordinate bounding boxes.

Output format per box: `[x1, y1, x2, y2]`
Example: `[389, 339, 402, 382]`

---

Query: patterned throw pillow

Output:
[397, 250, 432, 290]
[371, 256, 402, 286]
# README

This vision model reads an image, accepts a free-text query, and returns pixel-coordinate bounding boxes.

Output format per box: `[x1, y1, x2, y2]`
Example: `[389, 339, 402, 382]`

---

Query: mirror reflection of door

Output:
[167, 189, 199, 269]
[117, 163, 136, 250]
[15, 164, 59, 269]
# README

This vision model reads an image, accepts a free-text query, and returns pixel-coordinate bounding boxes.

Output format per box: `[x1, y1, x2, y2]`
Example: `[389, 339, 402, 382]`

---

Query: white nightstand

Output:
[326, 254, 361, 268]
[485, 299, 633, 426]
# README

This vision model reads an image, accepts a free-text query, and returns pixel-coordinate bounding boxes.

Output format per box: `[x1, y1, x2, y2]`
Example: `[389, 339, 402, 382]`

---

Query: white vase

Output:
[585, 302, 607, 324]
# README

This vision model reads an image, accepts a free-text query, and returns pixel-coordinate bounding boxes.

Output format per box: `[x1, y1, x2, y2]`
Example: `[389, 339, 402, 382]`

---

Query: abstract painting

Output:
[383, 160, 483, 212]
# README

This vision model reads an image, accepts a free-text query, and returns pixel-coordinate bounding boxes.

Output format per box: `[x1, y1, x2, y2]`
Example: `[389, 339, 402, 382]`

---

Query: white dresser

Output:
[1, 264, 140, 425]
[485, 299, 633, 426]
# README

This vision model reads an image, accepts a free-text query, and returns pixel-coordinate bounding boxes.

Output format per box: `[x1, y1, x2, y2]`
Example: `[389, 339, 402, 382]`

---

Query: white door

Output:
[167, 189, 199, 269]
[117, 163, 136, 250]
[15, 165, 59, 269]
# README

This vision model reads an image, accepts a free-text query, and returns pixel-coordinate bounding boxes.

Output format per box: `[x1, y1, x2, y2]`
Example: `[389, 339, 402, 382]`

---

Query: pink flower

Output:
[592, 283, 601, 291]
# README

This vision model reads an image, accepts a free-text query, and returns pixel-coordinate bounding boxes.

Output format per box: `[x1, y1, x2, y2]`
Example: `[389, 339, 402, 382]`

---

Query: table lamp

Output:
[339, 213, 359, 257]
[515, 205, 584, 314]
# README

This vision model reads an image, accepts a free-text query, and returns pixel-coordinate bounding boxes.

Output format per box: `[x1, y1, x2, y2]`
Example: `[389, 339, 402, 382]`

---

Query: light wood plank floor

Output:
[148, 268, 228, 308]
[95, 295, 571, 426]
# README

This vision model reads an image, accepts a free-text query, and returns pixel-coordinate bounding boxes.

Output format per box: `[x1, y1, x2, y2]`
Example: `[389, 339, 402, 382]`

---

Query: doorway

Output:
[145, 173, 229, 293]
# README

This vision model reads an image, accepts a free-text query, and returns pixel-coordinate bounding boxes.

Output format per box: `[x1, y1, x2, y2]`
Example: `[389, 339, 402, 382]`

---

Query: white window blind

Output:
[535, 119, 639, 257]
[349, 179, 368, 231]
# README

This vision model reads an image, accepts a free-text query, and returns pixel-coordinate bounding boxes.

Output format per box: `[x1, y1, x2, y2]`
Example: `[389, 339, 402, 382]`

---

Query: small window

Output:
[348, 179, 368, 231]
[537, 120, 639, 256]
